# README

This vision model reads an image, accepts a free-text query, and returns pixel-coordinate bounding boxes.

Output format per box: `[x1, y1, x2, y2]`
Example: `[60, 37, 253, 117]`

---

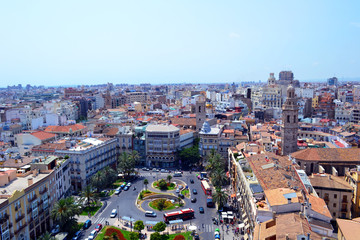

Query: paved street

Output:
[78, 170, 240, 240]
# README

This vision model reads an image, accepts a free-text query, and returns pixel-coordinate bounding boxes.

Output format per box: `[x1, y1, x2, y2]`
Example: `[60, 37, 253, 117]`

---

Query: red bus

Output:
[201, 180, 212, 195]
[163, 208, 195, 223]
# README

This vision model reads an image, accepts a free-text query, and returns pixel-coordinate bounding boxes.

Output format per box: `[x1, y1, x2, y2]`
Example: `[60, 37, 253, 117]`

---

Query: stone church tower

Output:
[281, 85, 298, 155]
[196, 95, 206, 131]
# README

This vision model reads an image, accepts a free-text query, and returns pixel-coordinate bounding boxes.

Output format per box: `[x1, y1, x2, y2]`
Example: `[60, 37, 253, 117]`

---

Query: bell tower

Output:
[281, 85, 298, 155]
[268, 73, 276, 85]
[196, 95, 206, 131]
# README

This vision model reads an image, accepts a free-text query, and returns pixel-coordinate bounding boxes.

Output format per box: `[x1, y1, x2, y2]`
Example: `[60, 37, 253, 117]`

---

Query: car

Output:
[110, 209, 117, 218]
[191, 198, 197, 203]
[123, 186, 129, 191]
[160, 169, 166, 173]
[190, 179, 194, 184]
[95, 224, 102, 232]
[126, 182, 131, 187]
[83, 220, 92, 229]
[72, 231, 82, 240]
[178, 193, 184, 199]
[193, 189, 197, 194]
[145, 211, 157, 217]
[88, 230, 97, 240]
[120, 183, 126, 189]
[176, 188, 180, 193]
[154, 168, 160, 172]
[199, 207, 204, 213]
[179, 185, 184, 190]
[115, 188, 122, 195]
[51, 225, 60, 235]
[142, 167, 149, 171]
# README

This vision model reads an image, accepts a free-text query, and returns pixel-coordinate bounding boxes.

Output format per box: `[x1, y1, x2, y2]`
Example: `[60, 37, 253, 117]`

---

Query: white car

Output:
[110, 209, 117, 218]
[88, 230, 97, 240]
[126, 182, 131, 187]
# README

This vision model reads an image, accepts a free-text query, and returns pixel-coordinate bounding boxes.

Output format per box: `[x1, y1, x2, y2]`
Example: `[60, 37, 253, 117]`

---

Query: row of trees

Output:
[177, 138, 201, 169]
[206, 150, 229, 209]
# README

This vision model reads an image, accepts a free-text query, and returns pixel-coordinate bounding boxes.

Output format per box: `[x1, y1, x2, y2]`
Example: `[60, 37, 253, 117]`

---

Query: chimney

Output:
[28, 178, 33, 186]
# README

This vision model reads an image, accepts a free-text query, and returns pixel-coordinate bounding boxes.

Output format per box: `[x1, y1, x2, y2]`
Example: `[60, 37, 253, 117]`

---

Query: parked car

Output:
[178, 193, 184, 199]
[110, 209, 117, 218]
[199, 207, 204, 213]
[88, 230, 97, 240]
[123, 186, 129, 191]
[160, 169, 166, 173]
[145, 211, 157, 217]
[83, 220, 92, 229]
[115, 188, 122, 195]
[142, 167, 149, 171]
[176, 188, 180, 193]
[191, 198, 197, 203]
[72, 231, 82, 240]
[126, 182, 131, 187]
[190, 179, 194, 184]
[193, 189, 197, 194]
[51, 225, 60, 235]
[95, 224, 102, 232]
[120, 183, 126, 189]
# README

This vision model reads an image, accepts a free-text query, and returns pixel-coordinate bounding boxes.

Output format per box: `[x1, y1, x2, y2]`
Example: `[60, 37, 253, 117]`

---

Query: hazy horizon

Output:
[1, 1, 360, 87]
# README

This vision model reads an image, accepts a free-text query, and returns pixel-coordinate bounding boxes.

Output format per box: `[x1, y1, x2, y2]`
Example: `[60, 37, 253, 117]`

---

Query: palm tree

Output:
[144, 179, 149, 191]
[167, 175, 172, 184]
[51, 197, 81, 230]
[130, 150, 140, 167]
[91, 171, 105, 192]
[212, 188, 228, 209]
[205, 150, 223, 174]
[211, 168, 227, 188]
[38, 232, 54, 240]
[80, 185, 99, 209]
[103, 166, 117, 187]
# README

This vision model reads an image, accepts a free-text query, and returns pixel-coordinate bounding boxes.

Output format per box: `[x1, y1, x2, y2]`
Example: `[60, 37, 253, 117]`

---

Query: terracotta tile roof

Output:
[45, 124, 86, 134]
[247, 153, 305, 191]
[30, 131, 56, 141]
[264, 188, 300, 206]
[307, 195, 332, 219]
[309, 174, 353, 191]
[170, 117, 196, 127]
[291, 148, 360, 162]
[104, 127, 119, 136]
[223, 129, 234, 134]
[336, 218, 360, 240]
[1, 156, 34, 168]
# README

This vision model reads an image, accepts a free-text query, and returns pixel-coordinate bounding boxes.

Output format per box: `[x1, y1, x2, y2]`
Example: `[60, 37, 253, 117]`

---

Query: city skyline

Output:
[1, 0, 360, 87]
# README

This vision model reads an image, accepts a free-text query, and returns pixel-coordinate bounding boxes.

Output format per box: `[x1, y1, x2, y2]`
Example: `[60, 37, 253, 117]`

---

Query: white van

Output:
[145, 211, 157, 217]
[110, 209, 117, 218]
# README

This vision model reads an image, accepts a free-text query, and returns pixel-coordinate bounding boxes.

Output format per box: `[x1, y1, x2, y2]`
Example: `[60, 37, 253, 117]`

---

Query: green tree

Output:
[134, 220, 145, 234]
[157, 199, 166, 211]
[51, 197, 81, 232]
[118, 152, 136, 178]
[211, 168, 227, 188]
[167, 175, 172, 183]
[64, 155, 69, 159]
[158, 179, 168, 190]
[130, 150, 140, 166]
[129, 232, 139, 240]
[205, 150, 226, 175]
[143, 179, 149, 191]
[150, 232, 162, 240]
[103, 166, 118, 187]
[91, 171, 105, 192]
[178, 145, 200, 169]
[153, 221, 166, 233]
[212, 188, 229, 209]
[80, 185, 99, 209]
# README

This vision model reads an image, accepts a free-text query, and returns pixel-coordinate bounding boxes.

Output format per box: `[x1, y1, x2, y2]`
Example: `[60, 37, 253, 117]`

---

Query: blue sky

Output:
[0, 0, 359, 86]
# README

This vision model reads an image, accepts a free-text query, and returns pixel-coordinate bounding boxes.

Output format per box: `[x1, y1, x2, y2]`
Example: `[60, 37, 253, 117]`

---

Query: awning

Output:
[21, 165, 31, 169]
[231, 193, 236, 198]
[238, 223, 245, 229]
[245, 223, 250, 229]
[242, 212, 247, 219]
[145, 221, 159, 225]
[122, 216, 135, 222]
[169, 219, 183, 224]
[244, 233, 249, 240]
[236, 193, 240, 197]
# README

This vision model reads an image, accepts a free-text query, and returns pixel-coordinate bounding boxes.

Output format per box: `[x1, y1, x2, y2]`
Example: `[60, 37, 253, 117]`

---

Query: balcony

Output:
[28, 195, 37, 203]
[14, 223, 27, 235]
[15, 214, 24, 223]
[39, 187, 47, 195]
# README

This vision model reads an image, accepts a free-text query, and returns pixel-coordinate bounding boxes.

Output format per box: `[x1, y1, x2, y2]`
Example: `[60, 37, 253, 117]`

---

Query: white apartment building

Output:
[32, 137, 117, 191]
[145, 124, 180, 168]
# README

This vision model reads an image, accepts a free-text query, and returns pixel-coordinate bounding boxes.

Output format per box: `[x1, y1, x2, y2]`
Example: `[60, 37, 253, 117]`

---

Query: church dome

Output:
[200, 121, 211, 133]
